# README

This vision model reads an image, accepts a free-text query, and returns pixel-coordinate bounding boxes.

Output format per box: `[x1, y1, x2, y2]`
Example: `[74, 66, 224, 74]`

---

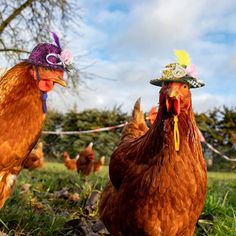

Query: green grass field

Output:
[0, 163, 236, 235]
[196, 172, 236, 236]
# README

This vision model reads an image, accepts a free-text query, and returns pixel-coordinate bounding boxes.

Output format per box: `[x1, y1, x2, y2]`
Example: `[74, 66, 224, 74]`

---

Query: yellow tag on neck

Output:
[174, 115, 180, 151]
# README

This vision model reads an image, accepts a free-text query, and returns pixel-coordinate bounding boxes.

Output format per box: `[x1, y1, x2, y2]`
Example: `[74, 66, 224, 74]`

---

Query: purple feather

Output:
[51, 31, 61, 50]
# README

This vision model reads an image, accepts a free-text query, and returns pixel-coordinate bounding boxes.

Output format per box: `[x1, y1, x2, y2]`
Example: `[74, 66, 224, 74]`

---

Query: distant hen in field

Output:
[63, 151, 80, 171]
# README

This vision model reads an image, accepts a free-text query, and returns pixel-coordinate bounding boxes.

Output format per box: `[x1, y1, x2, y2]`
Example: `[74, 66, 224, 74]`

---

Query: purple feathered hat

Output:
[25, 32, 73, 71]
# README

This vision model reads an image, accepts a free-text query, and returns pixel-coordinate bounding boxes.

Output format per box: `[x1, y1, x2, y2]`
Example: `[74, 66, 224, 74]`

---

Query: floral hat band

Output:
[150, 50, 205, 88]
[46, 48, 73, 70]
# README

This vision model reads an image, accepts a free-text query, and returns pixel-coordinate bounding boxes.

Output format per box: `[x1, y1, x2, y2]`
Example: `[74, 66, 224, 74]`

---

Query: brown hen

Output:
[99, 82, 207, 236]
[76, 142, 95, 176]
[23, 142, 44, 170]
[63, 151, 79, 171]
[0, 61, 66, 207]
[93, 156, 105, 172]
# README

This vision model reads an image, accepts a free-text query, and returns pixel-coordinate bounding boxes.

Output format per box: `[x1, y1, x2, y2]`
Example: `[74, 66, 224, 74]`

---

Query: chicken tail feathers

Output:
[132, 97, 141, 117]
[121, 98, 149, 141]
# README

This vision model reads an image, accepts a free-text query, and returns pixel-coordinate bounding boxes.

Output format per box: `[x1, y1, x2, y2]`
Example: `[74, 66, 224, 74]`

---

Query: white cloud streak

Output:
[50, 0, 236, 114]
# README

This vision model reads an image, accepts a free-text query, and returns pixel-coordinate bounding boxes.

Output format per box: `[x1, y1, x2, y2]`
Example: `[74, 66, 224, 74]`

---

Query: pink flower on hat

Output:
[60, 49, 73, 65]
[186, 64, 198, 78]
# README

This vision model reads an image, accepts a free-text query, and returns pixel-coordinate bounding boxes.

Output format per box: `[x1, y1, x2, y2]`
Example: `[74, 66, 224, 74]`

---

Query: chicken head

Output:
[160, 81, 191, 116]
[146, 106, 158, 125]
[30, 66, 66, 92]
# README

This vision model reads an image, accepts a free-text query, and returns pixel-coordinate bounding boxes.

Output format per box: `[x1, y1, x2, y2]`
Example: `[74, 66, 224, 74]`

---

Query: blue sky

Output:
[50, 0, 236, 114]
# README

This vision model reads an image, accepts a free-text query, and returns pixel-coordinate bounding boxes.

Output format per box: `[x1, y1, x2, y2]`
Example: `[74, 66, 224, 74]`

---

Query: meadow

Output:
[0, 162, 236, 235]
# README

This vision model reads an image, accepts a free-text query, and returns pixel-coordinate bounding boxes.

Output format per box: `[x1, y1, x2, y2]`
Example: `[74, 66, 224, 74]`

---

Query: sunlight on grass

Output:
[208, 172, 236, 180]
[196, 171, 236, 235]
[0, 161, 109, 235]
[1, 162, 236, 235]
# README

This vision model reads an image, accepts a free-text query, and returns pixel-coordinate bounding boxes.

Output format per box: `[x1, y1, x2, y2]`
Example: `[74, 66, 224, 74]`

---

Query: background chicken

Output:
[146, 106, 158, 125]
[99, 51, 207, 235]
[23, 142, 44, 170]
[77, 142, 95, 176]
[93, 156, 105, 172]
[76, 142, 105, 175]
[63, 151, 80, 170]
[0, 33, 71, 208]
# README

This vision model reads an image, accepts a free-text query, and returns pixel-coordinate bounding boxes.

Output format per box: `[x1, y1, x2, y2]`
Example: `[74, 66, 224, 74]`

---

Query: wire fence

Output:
[42, 122, 235, 162]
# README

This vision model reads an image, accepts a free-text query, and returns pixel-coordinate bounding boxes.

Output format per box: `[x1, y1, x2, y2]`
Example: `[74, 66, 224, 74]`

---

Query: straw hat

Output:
[150, 50, 205, 88]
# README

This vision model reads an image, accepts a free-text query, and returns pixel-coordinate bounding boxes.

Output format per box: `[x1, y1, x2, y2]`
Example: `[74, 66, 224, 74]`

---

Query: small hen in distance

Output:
[76, 142, 95, 176]
[63, 151, 79, 171]
[93, 156, 105, 172]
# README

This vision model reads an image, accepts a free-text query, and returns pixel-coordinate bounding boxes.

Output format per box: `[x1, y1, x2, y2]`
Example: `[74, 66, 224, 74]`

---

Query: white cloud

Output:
[49, 0, 236, 115]
[192, 92, 236, 113]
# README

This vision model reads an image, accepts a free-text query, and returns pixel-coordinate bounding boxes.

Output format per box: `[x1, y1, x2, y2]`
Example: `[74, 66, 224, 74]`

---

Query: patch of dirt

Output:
[60, 191, 110, 235]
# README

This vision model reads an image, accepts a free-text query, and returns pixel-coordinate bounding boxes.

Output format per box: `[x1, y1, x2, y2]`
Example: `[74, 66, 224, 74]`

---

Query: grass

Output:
[196, 172, 236, 235]
[0, 162, 109, 235]
[0, 164, 236, 235]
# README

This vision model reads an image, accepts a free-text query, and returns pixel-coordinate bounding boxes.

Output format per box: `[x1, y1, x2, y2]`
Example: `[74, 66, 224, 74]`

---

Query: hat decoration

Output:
[150, 50, 205, 88]
[26, 31, 73, 71]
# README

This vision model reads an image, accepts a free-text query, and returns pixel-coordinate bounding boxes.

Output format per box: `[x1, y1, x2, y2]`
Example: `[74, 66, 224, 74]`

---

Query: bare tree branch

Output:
[0, 48, 29, 53]
[0, 0, 85, 90]
[0, 0, 34, 34]
[0, 0, 103, 91]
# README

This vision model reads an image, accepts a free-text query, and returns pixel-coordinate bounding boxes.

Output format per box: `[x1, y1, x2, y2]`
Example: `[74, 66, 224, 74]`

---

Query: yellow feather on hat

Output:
[174, 49, 191, 66]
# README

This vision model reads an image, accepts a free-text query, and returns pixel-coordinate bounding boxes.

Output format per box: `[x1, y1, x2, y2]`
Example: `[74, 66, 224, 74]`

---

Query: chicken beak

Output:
[51, 76, 67, 87]
[166, 89, 180, 116]
[33, 67, 67, 87]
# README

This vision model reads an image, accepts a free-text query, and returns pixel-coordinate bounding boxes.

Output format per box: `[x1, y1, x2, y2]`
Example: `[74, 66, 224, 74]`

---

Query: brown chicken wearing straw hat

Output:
[0, 32, 72, 208]
[99, 50, 207, 236]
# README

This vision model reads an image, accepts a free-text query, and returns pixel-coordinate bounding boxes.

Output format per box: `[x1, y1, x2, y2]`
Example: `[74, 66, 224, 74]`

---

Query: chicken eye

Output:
[183, 84, 188, 89]
[163, 81, 169, 87]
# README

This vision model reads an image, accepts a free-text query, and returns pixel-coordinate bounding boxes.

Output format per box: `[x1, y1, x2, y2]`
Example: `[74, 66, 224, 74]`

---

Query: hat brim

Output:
[150, 76, 205, 89]
[24, 59, 65, 71]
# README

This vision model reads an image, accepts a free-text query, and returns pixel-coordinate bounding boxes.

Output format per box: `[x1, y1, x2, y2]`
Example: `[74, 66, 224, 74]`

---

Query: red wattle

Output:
[166, 96, 171, 112]
[173, 99, 180, 115]
[38, 80, 54, 92]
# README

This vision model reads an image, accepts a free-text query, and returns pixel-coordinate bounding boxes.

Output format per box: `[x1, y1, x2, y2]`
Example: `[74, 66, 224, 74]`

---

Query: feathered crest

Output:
[174, 49, 191, 66]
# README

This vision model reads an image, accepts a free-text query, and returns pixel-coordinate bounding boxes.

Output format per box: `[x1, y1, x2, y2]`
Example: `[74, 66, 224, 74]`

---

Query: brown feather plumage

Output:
[99, 83, 207, 236]
[63, 151, 78, 170]
[76, 143, 105, 175]
[93, 156, 105, 172]
[121, 97, 149, 142]
[0, 61, 65, 207]
[23, 142, 44, 170]
[76, 143, 95, 176]
[0, 62, 44, 207]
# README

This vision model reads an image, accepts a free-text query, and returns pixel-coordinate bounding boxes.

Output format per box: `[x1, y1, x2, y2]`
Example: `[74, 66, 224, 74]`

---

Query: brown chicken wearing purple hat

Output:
[0, 32, 72, 208]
